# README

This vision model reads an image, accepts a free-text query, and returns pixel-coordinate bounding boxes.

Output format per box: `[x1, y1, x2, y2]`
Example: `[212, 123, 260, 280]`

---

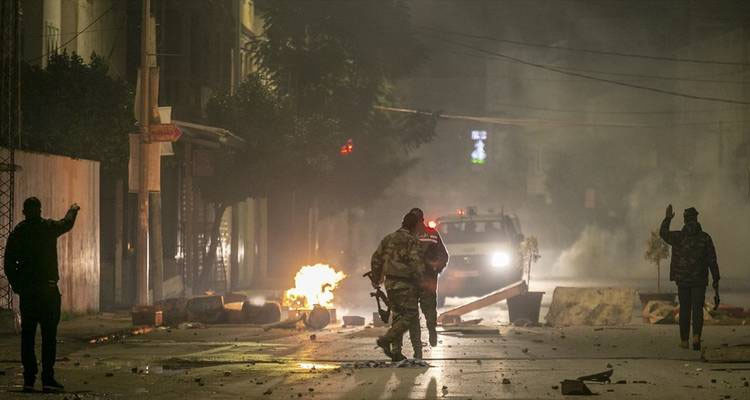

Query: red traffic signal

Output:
[339, 138, 353, 155]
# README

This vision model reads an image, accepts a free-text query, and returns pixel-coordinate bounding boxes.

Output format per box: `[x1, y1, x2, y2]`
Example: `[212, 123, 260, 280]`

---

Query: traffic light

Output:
[339, 138, 353, 155]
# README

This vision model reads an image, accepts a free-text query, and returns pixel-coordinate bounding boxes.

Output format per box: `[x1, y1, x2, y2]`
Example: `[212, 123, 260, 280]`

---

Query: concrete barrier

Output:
[545, 287, 636, 326]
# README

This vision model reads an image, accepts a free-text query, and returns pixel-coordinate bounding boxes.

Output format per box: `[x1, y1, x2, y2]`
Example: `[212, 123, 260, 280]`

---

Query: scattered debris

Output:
[309, 334, 317, 341]
[243, 301, 282, 324]
[343, 360, 390, 369]
[395, 359, 431, 368]
[703, 344, 750, 363]
[186, 295, 225, 324]
[502, 378, 511, 384]
[303, 305, 332, 330]
[577, 369, 613, 383]
[546, 287, 635, 327]
[642, 300, 677, 324]
[440, 326, 499, 335]
[560, 379, 593, 395]
[177, 322, 206, 330]
[342, 316, 365, 326]
[105, 372, 114, 377]
[263, 314, 305, 331]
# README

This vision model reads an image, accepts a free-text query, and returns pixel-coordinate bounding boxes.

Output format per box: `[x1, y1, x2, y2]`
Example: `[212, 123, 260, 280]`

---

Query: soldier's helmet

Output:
[684, 207, 699, 218]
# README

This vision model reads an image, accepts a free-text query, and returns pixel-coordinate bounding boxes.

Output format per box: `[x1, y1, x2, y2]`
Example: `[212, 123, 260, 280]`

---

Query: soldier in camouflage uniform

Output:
[392, 208, 449, 359]
[369, 212, 423, 361]
[659, 204, 720, 351]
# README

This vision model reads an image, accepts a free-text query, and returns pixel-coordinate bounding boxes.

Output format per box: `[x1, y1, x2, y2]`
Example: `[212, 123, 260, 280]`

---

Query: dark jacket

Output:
[418, 226, 449, 278]
[3, 208, 78, 294]
[659, 217, 719, 287]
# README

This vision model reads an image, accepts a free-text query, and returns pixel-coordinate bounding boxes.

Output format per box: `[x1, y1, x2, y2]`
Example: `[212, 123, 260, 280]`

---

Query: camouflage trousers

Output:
[381, 286, 420, 348]
[393, 282, 437, 355]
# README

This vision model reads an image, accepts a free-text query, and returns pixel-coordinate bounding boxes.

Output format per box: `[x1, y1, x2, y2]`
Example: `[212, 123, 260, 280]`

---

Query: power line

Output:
[488, 100, 734, 116]
[418, 25, 750, 67]
[431, 35, 750, 105]
[376, 105, 745, 129]
[24, 4, 115, 63]
[441, 47, 749, 85]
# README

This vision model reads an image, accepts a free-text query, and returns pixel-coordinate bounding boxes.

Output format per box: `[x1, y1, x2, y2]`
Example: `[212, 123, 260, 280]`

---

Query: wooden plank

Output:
[438, 280, 527, 323]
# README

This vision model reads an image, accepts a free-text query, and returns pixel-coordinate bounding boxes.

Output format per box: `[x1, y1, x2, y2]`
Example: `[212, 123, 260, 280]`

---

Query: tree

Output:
[644, 230, 670, 293]
[200, 1, 437, 288]
[250, 0, 437, 212]
[520, 236, 541, 284]
[20, 52, 134, 173]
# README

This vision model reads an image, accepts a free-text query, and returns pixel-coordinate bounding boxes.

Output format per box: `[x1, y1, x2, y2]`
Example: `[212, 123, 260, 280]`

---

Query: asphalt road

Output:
[1, 313, 749, 399]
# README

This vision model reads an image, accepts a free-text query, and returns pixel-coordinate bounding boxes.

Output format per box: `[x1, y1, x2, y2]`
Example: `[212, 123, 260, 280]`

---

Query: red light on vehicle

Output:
[427, 220, 437, 229]
[339, 138, 353, 155]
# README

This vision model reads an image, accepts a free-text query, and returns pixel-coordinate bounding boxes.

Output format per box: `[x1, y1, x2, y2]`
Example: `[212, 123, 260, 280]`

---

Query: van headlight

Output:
[490, 251, 511, 268]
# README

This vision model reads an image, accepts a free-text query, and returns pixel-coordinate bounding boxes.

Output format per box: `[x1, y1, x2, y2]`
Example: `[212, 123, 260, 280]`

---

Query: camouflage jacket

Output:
[417, 226, 449, 279]
[659, 218, 720, 287]
[370, 228, 423, 291]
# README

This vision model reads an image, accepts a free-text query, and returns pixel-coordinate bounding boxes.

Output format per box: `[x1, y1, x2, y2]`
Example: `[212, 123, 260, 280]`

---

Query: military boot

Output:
[692, 335, 701, 351]
[428, 328, 438, 347]
[413, 347, 423, 360]
[391, 352, 407, 362]
[376, 337, 393, 359]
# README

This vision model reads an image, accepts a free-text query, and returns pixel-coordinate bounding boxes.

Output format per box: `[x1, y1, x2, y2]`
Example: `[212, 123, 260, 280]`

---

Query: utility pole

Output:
[136, 0, 151, 306]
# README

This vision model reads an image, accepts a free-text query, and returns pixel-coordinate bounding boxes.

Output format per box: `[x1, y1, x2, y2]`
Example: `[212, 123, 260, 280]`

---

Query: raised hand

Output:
[665, 204, 675, 220]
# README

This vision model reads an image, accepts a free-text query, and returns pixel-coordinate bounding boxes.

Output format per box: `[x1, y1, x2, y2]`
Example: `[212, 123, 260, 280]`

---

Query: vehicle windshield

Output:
[437, 220, 508, 244]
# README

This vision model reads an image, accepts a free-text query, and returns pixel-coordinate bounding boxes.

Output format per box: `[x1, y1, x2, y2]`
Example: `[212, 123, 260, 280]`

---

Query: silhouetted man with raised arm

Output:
[659, 204, 719, 351]
[4, 197, 79, 392]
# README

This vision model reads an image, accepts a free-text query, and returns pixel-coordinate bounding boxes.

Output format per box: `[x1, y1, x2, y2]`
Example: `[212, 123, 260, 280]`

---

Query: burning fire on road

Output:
[283, 263, 346, 310]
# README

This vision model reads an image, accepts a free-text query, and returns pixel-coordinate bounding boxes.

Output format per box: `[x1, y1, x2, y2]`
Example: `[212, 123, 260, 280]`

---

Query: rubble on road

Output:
[342, 315, 365, 326]
[243, 301, 282, 324]
[643, 300, 677, 324]
[177, 322, 206, 329]
[440, 325, 500, 335]
[131, 305, 163, 326]
[394, 359, 431, 368]
[560, 379, 593, 395]
[156, 297, 188, 326]
[340, 359, 431, 369]
[186, 295, 225, 324]
[641, 302, 750, 325]
[577, 369, 613, 383]
[263, 314, 305, 331]
[702, 344, 750, 363]
[546, 287, 635, 326]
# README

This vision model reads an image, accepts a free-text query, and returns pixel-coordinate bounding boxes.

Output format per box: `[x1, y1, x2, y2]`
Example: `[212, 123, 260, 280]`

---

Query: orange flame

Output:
[283, 264, 346, 310]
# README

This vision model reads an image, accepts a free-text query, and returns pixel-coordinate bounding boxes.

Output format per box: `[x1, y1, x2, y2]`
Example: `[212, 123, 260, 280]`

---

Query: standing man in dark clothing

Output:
[659, 204, 719, 351]
[392, 208, 450, 359]
[4, 197, 79, 392]
[370, 212, 423, 361]
[410, 208, 449, 347]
